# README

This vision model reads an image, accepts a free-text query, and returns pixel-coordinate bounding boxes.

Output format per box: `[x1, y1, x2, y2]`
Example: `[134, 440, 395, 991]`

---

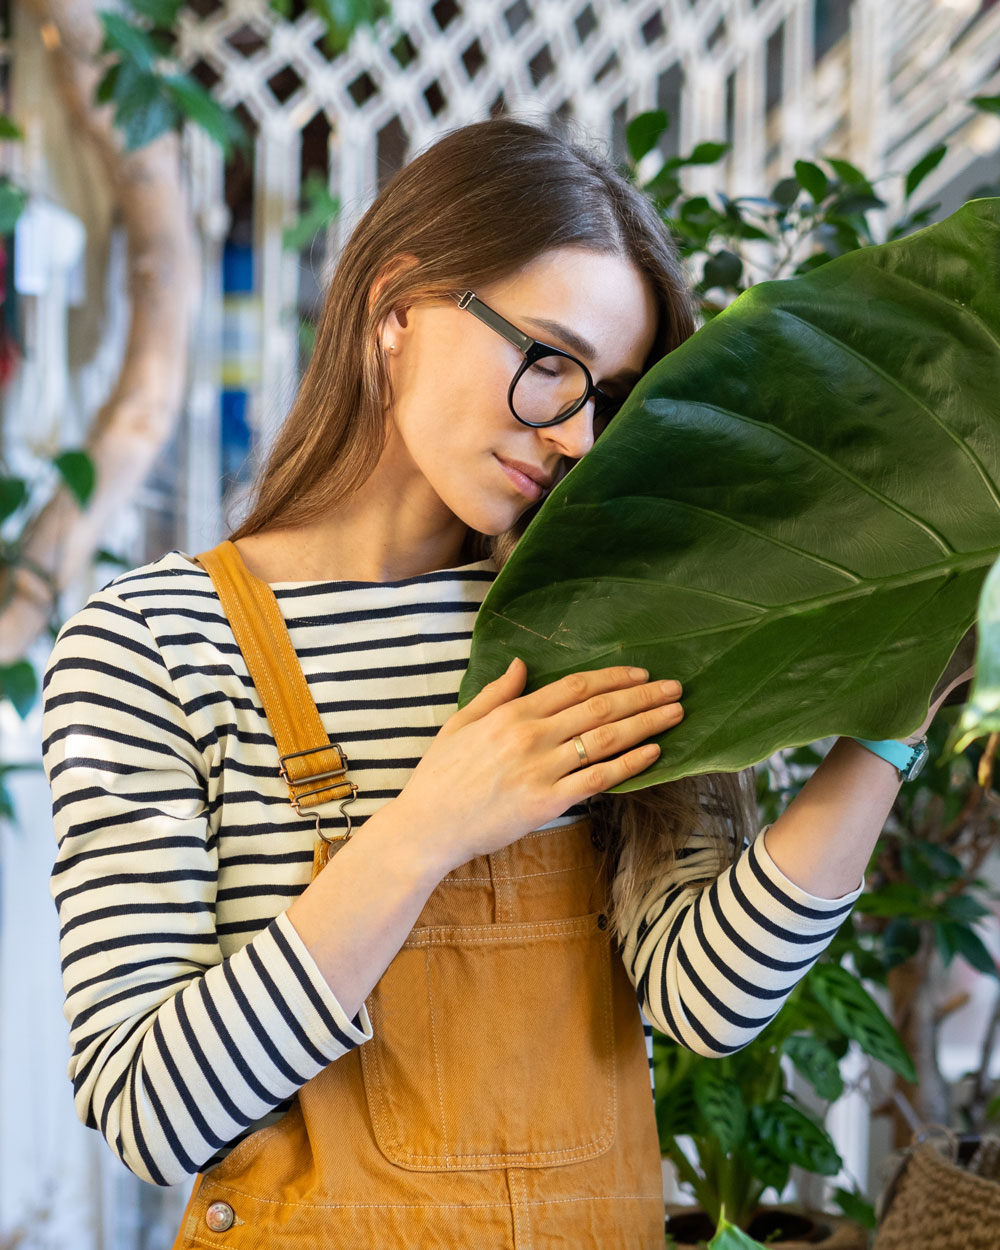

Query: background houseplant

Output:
[656, 692, 998, 1250]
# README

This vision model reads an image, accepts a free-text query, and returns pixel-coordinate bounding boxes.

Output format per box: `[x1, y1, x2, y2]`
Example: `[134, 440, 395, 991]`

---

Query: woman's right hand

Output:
[390, 658, 684, 873]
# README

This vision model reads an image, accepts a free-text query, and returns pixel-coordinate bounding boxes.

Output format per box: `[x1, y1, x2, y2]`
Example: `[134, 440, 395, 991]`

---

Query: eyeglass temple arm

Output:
[457, 291, 533, 354]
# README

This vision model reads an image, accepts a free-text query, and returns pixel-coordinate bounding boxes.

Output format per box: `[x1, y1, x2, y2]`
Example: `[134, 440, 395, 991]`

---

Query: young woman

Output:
[42, 117, 961, 1248]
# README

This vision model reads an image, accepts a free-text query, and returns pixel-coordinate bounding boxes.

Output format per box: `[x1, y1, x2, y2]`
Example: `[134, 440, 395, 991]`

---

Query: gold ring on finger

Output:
[572, 735, 589, 767]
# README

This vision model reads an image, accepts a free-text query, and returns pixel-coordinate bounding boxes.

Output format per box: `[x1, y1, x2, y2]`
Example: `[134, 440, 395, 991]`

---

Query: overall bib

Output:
[171, 543, 664, 1249]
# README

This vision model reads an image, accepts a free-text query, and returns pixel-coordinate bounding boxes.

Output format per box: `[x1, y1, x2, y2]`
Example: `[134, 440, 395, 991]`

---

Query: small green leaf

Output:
[98, 10, 160, 70]
[881, 918, 922, 968]
[971, 96, 1000, 115]
[708, 1217, 768, 1250]
[693, 1064, 747, 1152]
[941, 894, 990, 923]
[808, 964, 916, 1081]
[826, 156, 871, 188]
[95, 548, 132, 567]
[743, 1137, 791, 1194]
[96, 63, 121, 105]
[785, 1035, 844, 1101]
[770, 177, 800, 207]
[0, 661, 38, 720]
[750, 1100, 841, 1174]
[905, 145, 947, 200]
[686, 141, 730, 166]
[626, 110, 670, 163]
[702, 249, 743, 290]
[0, 179, 27, 234]
[124, 0, 184, 28]
[0, 476, 27, 522]
[833, 1187, 877, 1229]
[935, 921, 999, 978]
[115, 73, 178, 151]
[795, 159, 829, 202]
[163, 75, 247, 156]
[0, 115, 23, 140]
[282, 171, 340, 252]
[52, 450, 96, 507]
[831, 191, 886, 216]
[0, 778, 13, 823]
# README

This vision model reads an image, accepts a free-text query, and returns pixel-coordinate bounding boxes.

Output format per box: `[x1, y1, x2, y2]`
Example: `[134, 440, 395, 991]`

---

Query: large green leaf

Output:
[459, 199, 1000, 790]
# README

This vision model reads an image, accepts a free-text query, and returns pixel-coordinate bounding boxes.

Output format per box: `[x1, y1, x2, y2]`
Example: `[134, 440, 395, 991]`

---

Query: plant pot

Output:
[665, 1202, 868, 1248]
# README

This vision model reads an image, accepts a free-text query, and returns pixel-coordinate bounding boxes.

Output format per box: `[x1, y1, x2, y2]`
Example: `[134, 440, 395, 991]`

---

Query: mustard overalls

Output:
[171, 543, 664, 1249]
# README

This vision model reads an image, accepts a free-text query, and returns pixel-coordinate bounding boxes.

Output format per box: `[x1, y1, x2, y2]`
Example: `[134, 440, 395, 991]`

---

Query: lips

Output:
[495, 456, 555, 490]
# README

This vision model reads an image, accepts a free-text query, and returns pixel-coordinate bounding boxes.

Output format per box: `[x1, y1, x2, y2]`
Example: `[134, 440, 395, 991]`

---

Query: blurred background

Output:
[1, 0, 999, 1245]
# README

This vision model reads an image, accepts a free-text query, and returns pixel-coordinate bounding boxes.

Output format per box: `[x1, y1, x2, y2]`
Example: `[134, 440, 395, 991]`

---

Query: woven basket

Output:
[873, 1132, 1000, 1250]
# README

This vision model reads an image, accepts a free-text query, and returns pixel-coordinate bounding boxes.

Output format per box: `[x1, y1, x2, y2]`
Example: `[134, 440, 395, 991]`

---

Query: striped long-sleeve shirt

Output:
[41, 550, 863, 1186]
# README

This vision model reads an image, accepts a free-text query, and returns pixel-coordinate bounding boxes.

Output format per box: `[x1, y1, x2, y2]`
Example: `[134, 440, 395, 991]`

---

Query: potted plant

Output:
[655, 881, 910, 1248]
[657, 708, 996, 1248]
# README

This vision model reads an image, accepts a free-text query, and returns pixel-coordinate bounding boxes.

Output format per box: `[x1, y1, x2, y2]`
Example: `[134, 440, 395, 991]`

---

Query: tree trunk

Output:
[887, 929, 949, 1147]
[1, 0, 198, 660]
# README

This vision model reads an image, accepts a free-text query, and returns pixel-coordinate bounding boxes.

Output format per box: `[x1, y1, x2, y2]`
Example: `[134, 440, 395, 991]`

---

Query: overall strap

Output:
[194, 540, 358, 840]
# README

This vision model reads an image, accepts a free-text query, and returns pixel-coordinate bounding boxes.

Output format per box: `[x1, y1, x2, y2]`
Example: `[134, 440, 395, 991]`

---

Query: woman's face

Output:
[378, 246, 660, 537]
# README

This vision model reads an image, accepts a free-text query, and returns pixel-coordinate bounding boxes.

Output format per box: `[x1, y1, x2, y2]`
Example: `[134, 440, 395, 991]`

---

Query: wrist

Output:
[372, 796, 456, 885]
[849, 735, 930, 782]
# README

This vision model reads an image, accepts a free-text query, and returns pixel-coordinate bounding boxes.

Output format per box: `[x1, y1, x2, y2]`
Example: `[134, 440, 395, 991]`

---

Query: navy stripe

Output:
[220, 960, 309, 1087]
[747, 837, 858, 919]
[729, 869, 842, 946]
[196, 976, 282, 1106]
[246, 943, 331, 1069]
[174, 992, 253, 1128]
[270, 922, 362, 1051]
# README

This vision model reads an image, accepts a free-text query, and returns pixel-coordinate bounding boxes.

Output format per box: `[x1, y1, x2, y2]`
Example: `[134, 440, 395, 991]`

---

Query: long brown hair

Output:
[229, 116, 756, 942]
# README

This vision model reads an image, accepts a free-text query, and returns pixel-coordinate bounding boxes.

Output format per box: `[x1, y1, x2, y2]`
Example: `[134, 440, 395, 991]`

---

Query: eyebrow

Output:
[520, 315, 643, 385]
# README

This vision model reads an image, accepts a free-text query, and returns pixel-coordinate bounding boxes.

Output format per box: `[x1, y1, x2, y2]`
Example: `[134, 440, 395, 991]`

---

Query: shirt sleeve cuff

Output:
[272, 910, 373, 1049]
[755, 824, 865, 909]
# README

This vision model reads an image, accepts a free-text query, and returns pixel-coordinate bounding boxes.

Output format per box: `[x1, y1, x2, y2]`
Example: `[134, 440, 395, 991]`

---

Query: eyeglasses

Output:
[455, 290, 627, 429]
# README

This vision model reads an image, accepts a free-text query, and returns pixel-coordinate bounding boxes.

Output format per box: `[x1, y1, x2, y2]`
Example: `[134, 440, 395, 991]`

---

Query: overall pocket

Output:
[359, 912, 617, 1171]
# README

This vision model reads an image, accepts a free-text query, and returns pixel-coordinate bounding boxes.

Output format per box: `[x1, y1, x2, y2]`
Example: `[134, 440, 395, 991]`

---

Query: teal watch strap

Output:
[851, 737, 929, 781]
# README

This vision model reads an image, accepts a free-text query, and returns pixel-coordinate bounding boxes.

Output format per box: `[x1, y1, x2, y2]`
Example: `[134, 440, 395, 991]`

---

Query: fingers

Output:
[555, 741, 664, 807]
[524, 664, 655, 719]
[550, 677, 683, 746]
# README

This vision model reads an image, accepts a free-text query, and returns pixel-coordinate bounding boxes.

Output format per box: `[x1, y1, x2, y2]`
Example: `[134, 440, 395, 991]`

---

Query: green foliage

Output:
[832, 1186, 877, 1230]
[707, 1215, 768, 1249]
[615, 103, 979, 320]
[52, 450, 96, 507]
[1, 449, 97, 725]
[0, 661, 37, 720]
[282, 172, 341, 253]
[94, 0, 387, 153]
[96, 6, 248, 156]
[0, 116, 26, 234]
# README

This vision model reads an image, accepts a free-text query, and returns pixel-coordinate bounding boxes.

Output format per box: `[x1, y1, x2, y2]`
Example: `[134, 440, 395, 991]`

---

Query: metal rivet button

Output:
[205, 1201, 235, 1233]
[597, 913, 608, 930]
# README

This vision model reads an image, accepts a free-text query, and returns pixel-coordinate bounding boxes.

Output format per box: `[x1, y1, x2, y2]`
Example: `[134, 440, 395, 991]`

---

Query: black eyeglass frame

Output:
[455, 290, 622, 429]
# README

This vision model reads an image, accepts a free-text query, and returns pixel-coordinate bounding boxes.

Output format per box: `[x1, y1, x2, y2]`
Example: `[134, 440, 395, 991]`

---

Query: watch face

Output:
[904, 742, 930, 782]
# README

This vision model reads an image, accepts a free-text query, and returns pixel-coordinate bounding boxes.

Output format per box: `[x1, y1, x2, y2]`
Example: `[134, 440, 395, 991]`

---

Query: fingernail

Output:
[629, 667, 648, 680]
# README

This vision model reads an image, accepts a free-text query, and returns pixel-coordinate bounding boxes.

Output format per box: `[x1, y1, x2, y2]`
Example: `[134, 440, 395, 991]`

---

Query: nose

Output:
[538, 398, 597, 461]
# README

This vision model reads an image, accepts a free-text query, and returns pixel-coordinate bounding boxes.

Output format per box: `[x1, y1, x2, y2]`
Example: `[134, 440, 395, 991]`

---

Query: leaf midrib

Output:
[489, 546, 997, 650]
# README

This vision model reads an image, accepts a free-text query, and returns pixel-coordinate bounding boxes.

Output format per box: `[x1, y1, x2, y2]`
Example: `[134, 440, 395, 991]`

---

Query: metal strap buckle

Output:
[278, 742, 349, 786]
[277, 744, 359, 843]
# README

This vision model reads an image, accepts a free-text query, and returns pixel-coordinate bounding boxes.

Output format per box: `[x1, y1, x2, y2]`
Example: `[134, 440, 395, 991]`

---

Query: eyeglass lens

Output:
[512, 354, 621, 427]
